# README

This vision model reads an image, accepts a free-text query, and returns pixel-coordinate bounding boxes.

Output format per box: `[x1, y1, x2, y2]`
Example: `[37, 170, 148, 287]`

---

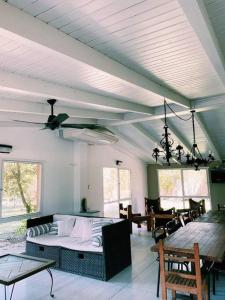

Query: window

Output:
[103, 167, 131, 218]
[158, 168, 211, 211]
[1, 161, 41, 218]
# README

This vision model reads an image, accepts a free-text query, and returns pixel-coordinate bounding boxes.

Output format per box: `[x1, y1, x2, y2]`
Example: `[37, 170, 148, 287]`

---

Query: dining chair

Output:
[165, 219, 182, 235]
[159, 240, 209, 300]
[152, 208, 176, 236]
[154, 220, 186, 298]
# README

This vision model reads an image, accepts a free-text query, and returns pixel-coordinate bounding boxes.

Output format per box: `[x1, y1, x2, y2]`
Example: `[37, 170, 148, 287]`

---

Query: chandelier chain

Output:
[165, 100, 192, 121]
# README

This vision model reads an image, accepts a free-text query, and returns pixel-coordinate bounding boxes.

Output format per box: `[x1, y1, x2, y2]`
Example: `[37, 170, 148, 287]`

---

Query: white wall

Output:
[0, 127, 148, 217]
[0, 127, 74, 215]
[86, 144, 148, 215]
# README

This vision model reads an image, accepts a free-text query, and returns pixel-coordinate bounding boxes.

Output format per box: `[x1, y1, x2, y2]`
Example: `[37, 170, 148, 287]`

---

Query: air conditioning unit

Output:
[59, 128, 119, 144]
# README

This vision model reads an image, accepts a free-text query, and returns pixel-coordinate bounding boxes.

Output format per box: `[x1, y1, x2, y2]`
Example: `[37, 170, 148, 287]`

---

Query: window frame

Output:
[157, 167, 211, 210]
[0, 159, 43, 223]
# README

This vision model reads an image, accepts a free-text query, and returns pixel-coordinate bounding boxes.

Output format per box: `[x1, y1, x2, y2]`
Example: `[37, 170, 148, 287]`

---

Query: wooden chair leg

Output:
[172, 290, 176, 300]
[161, 287, 167, 300]
[204, 284, 209, 300]
[156, 261, 160, 297]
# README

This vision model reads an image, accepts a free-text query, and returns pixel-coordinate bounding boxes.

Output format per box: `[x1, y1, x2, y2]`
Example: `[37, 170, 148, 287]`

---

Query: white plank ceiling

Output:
[1, 0, 225, 163]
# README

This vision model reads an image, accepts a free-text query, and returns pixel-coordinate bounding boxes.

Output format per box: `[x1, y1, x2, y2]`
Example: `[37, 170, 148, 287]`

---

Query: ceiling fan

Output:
[14, 99, 114, 133]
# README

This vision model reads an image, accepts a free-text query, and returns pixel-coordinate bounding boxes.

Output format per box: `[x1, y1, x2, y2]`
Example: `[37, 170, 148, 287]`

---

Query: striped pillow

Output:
[91, 219, 112, 247]
[27, 223, 52, 237]
[48, 222, 58, 235]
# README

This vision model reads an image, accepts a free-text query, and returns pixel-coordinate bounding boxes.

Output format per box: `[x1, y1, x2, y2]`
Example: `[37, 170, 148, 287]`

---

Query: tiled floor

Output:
[1, 227, 225, 300]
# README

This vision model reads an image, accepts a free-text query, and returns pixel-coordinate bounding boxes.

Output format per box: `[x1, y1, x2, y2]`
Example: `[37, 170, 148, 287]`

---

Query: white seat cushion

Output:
[27, 234, 103, 253]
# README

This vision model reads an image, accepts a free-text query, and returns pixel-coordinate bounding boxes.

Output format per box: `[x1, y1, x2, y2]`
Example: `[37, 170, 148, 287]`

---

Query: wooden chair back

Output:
[165, 219, 181, 236]
[119, 204, 151, 233]
[119, 204, 141, 219]
[189, 199, 205, 215]
[144, 197, 160, 215]
[153, 208, 176, 231]
[159, 240, 206, 300]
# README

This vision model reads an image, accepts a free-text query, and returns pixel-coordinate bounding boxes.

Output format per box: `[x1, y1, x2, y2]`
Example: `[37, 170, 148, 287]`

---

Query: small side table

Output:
[0, 254, 55, 300]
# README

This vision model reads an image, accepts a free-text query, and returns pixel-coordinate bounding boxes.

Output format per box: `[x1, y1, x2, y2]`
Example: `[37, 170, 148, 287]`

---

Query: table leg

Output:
[9, 284, 15, 300]
[4, 284, 15, 300]
[46, 268, 54, 298]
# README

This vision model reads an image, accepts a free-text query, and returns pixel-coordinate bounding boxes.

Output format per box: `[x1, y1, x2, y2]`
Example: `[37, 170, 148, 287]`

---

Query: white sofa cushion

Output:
[27, 234, 103, 253]
[70, 217, 92, 241]
[53, 214, 76, 236]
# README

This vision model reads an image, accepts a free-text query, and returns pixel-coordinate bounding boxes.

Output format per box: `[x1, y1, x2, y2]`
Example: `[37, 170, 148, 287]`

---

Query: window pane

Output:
[119, 169, 131, 200]
[0, 220, 26, 255]
[158, 170, 182, 196]
[183, 169, 208, 197]
[103, 168, 118, 203]
[161, 197, 184, 210]
[2, 161, 41, 217]
[104, 202, 119, 218]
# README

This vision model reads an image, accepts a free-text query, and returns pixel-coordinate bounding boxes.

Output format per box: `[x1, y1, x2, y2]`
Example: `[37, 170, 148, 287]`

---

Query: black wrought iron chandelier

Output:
[185, 110, 214, 170]
[152, 100, 214, 170]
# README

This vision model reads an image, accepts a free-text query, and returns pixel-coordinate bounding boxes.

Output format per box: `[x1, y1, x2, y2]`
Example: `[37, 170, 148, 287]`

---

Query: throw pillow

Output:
[91, 219, 112, 247]
[70, 217, 86, 239]
[81, 218, 93, 241]
[53, 215, 76, 236]
[56, 220, 68, 237]
[48, 222, 58, 235]
[27, 223, 51, 237]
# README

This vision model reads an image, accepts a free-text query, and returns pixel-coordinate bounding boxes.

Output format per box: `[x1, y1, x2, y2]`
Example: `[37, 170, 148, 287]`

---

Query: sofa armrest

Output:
[102, 219, 131, 280]
[27, 215, 54, 228]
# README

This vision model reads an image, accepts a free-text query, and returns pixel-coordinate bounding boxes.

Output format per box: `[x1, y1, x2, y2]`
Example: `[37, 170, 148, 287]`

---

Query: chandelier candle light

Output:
[152, 99, 214, 170]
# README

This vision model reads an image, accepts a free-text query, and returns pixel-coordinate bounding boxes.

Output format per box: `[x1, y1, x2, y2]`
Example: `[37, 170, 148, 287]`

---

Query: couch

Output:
[25, 214, 131, 281]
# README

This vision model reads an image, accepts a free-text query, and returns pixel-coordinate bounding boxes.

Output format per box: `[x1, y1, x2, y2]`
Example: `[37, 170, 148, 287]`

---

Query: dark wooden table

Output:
[151, 221, 225, 263]
[195, 210, 225, 223]
[0, 254, 55, 300]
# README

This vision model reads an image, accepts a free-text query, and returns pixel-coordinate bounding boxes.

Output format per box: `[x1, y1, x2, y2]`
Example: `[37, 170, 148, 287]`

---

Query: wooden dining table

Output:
[151, 219, 225, 263]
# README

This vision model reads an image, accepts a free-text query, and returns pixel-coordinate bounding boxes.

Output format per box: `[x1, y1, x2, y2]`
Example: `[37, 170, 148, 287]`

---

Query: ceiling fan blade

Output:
[52, 113, 69, 124]
[61, 123, 114, 134]
[13, 120, 44, 125]
[61, 124, 105, 129]
[61, 124, 96, 129]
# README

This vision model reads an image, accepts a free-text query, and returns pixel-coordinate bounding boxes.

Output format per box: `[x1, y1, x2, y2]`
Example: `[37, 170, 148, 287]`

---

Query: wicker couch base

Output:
[26, 242, 60, 268]
[61, 248, 105, 280]
[26, 241, 106, 280]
